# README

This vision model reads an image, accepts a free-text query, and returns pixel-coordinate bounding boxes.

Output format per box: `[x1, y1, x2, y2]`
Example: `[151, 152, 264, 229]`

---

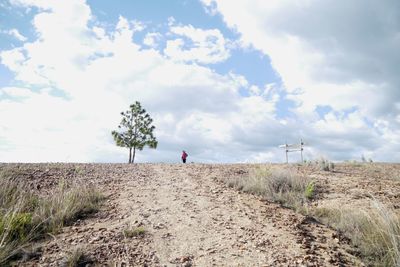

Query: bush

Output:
[0, 213, 33, 242]
[224, 166, 312, 209]
[0, 171, 38, 212]
[304, 181, 315, 200]
[315, 158, 334, 171]
[310, 199, 400, 266]
[37, 180, 103, 233]
[0, 169, 103, 265]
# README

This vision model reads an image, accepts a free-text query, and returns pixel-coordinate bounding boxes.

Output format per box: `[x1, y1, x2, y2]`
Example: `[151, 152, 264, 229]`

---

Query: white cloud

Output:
[200, 0, 218, 16]
[203, 0, 400, 115]
[0, 89, 103, 162]
[202, 0, 400, 161]
[2, 28, 27, 41]
[248, 85, 261, 96]
[3, 0, 398, 163]
[2, 87, 35, 98]
[143, 32, 162, 48]
[0, 48, 26, 72]
[0, 0, 283, 163]
[164, 24, 230, 64]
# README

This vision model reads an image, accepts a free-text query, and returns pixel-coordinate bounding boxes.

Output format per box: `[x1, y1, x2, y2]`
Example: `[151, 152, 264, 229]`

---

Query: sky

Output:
[0, 0, 399, 163]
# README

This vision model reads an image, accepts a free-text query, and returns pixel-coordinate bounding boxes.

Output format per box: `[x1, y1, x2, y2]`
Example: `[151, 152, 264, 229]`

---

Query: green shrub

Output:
[0, 213, 33, 242]
[0, 169, 103, 265]
[304, 181, 315, 200]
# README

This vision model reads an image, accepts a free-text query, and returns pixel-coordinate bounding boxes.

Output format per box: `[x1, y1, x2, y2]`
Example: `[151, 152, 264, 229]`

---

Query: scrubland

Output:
[0, 162, 399, 266]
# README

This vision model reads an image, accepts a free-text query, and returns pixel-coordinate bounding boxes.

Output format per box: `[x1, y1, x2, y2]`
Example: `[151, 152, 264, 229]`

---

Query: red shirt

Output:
[182, 152, 188, 159]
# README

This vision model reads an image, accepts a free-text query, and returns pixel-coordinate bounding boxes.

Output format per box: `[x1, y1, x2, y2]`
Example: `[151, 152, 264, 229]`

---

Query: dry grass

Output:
[123, 226, 146, 238]
[224, 165, 314, 209]
[0, 169, 103, 265]
[37, 179, 103, 233]
[312, 158, 335, 171]
[63, 247, 92, 267]
[225, 165, 400, 265]
[310, 199, 400, 267]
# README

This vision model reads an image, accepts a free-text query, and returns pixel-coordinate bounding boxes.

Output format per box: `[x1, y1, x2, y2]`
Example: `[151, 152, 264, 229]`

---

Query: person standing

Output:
[181, 150, 188, 163]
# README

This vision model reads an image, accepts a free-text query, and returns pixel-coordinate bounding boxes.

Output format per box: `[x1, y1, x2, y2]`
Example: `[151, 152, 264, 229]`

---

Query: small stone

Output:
[304, 254, 312, 260]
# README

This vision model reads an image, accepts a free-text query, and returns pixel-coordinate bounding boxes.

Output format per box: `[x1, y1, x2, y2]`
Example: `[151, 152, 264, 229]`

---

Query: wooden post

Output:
[285, 143, 288, 164]
[300, 139, 303, 163]
[280, 139, 306, 164]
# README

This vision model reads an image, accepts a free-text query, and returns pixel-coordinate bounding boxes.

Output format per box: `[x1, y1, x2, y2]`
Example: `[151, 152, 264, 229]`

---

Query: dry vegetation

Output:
[0, 168, 103, 266]
[62, 247, 93, 267]
[220, 162, 400, 266]
[222, 165, 315, 209]
[123, 226, 146, 238]
[310, 201, 400, 266]
[0, 162, 399, 266]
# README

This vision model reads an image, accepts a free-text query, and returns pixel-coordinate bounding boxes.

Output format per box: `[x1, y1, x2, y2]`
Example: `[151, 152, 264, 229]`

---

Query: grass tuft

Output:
[310, 199, 400, 266]
[36, 179, 104, 233]
[0, 168, 103, 265]
[123, 226, 146, 238]
[63, 247, 92, 267]
[223, 166, 312, 209]
[314, 158, 335, 171]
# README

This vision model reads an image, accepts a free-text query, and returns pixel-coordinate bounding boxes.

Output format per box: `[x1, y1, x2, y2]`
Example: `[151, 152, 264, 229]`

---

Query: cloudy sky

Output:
[1, 0, 399, 163]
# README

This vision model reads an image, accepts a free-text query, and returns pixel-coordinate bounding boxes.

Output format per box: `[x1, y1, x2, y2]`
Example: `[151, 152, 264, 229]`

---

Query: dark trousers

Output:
[182, 158, 186, 163]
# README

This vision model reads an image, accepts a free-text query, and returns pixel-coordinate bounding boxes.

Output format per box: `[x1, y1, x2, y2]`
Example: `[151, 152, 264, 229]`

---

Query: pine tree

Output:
[112, 101, 158, 163]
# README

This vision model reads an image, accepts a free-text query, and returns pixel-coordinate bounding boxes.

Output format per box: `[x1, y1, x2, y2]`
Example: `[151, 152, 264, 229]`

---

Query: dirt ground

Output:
[2, 162, 399, 266]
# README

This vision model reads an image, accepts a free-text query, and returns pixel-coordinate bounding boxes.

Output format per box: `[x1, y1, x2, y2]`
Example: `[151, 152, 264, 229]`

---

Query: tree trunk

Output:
[129, 147, 132, 164]
[132, 146, 136, 163]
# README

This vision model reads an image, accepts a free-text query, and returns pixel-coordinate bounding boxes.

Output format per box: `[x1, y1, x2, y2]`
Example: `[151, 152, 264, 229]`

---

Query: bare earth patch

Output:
[2, 163, 398, 266]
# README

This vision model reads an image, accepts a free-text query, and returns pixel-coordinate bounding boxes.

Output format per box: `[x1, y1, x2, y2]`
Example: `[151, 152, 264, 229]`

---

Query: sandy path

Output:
[140, 164, 302, 266]
[19, 163, 362, 266]
[120, 164, 359, 266]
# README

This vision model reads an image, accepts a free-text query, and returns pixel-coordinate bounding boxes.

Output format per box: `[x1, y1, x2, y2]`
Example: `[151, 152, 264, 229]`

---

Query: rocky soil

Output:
[1, 162, 399, 266]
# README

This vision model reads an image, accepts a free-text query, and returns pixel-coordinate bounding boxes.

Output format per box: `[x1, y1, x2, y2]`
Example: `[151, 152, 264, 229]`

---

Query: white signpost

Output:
[279, 139, 305, 163]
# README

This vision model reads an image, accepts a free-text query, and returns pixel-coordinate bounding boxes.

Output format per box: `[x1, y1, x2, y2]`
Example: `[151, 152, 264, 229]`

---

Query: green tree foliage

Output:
[112, 101, 158, 163]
